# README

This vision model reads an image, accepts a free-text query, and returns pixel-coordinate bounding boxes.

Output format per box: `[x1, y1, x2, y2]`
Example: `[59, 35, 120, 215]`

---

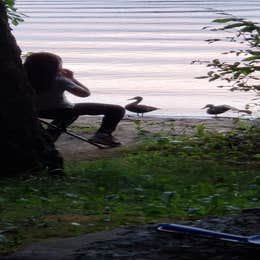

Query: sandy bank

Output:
[55, 115, 248, 161]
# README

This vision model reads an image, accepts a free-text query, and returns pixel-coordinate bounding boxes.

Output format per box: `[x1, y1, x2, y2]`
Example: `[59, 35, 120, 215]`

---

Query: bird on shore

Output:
[202, 104, 252, 117]
[125, 96, 159, 117]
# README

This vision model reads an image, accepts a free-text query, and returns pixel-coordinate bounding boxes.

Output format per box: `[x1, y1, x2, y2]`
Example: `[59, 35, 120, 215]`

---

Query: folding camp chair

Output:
[39, 119, 106, 149]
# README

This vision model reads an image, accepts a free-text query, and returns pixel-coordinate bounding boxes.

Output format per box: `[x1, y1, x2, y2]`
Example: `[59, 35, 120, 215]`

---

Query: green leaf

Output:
[5, 0, 25, 25]
[238, 67, 253, 75]
[4, 0, 15, 7]
[241, 25, 257, 33]
[242, 55, 260, 62]
[212, 18, 240, 23]
[247, 51, 260, 55]
[223, 23, 244, 29]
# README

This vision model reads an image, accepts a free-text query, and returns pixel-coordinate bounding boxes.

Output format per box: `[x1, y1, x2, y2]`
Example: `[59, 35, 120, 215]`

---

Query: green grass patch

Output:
[0, 120, 259, 255]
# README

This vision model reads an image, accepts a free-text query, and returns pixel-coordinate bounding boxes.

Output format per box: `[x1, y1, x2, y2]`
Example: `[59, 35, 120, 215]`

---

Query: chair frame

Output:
[39, 119, 105, 149]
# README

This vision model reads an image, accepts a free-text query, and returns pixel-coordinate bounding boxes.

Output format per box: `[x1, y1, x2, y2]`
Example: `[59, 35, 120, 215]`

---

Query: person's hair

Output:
[24, 52, 62, 93]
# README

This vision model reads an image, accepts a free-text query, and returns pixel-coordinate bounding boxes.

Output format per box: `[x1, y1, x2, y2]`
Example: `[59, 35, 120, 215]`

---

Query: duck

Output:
[202, 104, 252, 117]
[125, 96, 159, 117]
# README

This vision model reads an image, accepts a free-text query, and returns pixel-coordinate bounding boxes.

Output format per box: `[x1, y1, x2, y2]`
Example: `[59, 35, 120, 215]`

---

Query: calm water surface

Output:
[13, 0, 260, 117]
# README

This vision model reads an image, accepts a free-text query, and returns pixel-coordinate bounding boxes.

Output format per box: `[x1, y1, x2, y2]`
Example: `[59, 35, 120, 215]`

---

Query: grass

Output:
[0, 120, 260, 255]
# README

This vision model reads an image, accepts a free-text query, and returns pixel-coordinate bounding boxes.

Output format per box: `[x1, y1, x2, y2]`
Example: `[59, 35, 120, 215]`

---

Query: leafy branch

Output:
[4, 0, 25, 25]
[195, 15, 260, 98]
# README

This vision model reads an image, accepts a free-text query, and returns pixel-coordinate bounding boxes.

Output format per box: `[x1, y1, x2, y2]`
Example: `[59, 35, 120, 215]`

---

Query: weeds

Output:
[140, 119, 260, 164]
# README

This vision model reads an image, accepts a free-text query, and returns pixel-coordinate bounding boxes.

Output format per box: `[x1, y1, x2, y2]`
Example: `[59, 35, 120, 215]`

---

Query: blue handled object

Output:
[157, 223, 260, 245]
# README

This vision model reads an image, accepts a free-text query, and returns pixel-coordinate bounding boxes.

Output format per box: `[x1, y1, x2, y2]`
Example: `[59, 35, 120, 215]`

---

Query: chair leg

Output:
[39, 119, 105, 149]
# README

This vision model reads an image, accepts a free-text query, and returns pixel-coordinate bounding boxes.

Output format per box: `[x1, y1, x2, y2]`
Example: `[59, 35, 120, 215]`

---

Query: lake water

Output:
[13, 0, 260, 117]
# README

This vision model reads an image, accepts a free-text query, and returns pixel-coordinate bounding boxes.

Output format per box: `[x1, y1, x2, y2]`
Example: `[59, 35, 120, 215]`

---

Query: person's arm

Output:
[59, 68, 91, 97]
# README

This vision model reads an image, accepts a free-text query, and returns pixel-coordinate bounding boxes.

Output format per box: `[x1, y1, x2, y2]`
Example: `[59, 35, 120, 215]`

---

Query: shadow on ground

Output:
[5, 208, 260, 260]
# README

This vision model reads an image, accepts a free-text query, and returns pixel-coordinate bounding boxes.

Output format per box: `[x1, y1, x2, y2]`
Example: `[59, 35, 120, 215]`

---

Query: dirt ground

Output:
[56, 115, 240, 161]
[5, 208, 260, 259]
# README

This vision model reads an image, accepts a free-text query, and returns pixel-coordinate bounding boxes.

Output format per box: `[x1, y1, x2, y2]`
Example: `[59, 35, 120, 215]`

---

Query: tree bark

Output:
[0, 1, 63, 176]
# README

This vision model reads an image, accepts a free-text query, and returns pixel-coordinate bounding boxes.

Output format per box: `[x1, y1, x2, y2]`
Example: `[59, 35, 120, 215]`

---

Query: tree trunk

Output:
[0, 1, 63, 176]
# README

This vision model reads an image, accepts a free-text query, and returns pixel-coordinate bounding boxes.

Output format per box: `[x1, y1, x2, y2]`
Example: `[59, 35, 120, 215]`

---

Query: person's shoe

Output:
[89, 133, 121, 147]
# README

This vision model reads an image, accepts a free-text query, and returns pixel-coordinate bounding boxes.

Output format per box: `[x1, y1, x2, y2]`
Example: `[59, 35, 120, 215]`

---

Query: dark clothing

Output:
[36, 76, 77, 110]
[39, 103, 125, 141]
[35, 75, 125, 142]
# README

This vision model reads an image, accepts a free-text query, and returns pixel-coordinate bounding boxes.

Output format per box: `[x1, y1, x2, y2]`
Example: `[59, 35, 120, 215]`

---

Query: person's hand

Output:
[59, 68, 74, 79]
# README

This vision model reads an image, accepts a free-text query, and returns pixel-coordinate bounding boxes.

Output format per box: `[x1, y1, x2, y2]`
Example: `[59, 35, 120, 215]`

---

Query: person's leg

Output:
[39, 103, 125, 145]
[73, 103, 125, 133]
[39, 108, 78, 142]
[73, 103, 125, 145]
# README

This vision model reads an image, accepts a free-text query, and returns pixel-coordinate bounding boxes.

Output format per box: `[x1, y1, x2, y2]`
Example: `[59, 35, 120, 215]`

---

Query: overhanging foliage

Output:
[195, 15, 260, 103]
[4, 0, 24, 25]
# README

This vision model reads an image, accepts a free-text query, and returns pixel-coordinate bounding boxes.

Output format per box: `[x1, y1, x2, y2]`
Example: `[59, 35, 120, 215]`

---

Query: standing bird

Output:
[202, 104, 252, 117]
[125, 96, 159, 117]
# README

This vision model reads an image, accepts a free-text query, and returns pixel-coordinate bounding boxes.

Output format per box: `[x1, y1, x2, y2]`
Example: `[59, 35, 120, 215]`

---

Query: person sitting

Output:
[23, 52, 125, 147]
